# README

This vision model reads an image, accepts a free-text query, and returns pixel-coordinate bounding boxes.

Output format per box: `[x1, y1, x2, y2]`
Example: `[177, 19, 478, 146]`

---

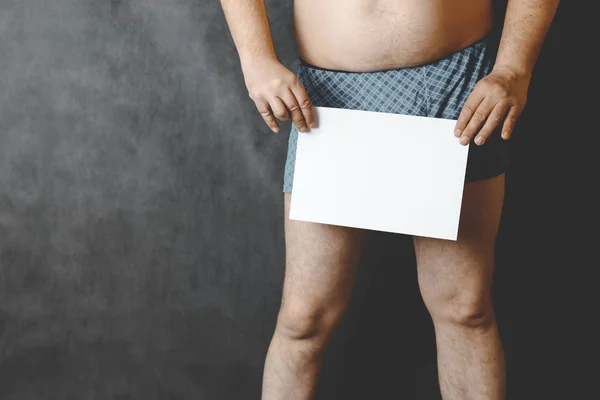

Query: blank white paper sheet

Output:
[288, 106, 469, 241]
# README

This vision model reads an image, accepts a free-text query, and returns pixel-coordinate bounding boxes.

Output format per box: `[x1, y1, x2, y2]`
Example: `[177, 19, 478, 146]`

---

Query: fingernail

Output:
[299, 127, 307, 133]
[460, 136, 470, 145]
[454, 129, 461, 137]
[475, 137, 484, 146]
[310, 123, 317, 128]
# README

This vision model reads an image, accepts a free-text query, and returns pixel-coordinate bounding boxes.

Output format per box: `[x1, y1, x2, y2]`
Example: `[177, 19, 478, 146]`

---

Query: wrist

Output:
[491, 63, 533, 81]
[240, 50, 278, 70]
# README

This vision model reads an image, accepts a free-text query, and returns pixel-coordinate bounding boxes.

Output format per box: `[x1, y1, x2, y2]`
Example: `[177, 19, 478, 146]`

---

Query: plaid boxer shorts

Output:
[282, 34, 511, 194]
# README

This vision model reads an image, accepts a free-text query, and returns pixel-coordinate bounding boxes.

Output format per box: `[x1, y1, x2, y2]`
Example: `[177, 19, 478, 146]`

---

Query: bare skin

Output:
[293, 0, 494, 71]
[414, 174, 506, 399]
[262, 196, 368, 399]
[263, 176, 504, 399]
[219, 0, 560, 398]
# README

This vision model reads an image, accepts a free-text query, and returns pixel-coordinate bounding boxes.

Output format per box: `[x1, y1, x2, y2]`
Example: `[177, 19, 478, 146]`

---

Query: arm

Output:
[219, 0, 316, 133]
[219, 0, 276, 67]
[454, 0, 561, 146]
[494, 0, 561, 77]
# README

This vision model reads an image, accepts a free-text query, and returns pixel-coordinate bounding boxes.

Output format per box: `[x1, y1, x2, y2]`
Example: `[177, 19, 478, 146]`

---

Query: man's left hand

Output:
[454, 65, 531, 146]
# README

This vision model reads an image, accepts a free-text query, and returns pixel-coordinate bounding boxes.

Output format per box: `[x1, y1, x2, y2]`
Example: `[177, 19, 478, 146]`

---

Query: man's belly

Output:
[293, 0, 494, 71]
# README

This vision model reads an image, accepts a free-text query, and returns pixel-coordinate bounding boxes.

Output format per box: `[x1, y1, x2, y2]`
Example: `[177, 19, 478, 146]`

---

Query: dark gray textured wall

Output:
[0, 1, 590, 399]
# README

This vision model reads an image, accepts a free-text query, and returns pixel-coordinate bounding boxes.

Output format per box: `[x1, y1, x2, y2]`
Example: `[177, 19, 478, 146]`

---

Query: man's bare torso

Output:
[294, 0, 494, 71]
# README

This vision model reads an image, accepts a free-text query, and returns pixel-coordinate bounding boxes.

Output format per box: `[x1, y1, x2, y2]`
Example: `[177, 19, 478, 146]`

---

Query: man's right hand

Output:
[243, 58, 316, 134]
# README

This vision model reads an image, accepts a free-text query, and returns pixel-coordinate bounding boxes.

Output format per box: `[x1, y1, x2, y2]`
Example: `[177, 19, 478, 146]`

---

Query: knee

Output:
[446, 302, 494, 329]
[425, 288, 495, 329]
[275, 302, 344, 341]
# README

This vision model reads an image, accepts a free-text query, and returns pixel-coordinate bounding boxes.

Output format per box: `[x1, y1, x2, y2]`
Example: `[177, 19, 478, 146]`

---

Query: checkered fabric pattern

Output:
[282, 36, 510, 193]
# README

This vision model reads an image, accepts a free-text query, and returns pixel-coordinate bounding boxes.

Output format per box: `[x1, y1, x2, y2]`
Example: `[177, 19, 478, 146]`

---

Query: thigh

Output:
[281, 193, 367, 315]
[413, 174, 505, 310]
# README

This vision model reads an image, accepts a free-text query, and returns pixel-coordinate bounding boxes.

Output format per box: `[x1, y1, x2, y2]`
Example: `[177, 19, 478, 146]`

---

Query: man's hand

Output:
[243, 58, 316, 134]
[454, 65, 531, 146]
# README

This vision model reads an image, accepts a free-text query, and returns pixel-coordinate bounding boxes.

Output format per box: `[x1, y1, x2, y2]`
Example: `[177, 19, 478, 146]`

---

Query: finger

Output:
[501, 106, 521, 140]
[256, 101, 280, 133]
[474, 101, 510, 146]
[459, 98, 494, 145]
[454, 89, 485, 137]
[280, 90, 309, 133]
[269, 97, 289, 122]
[290, 85, 316, 129]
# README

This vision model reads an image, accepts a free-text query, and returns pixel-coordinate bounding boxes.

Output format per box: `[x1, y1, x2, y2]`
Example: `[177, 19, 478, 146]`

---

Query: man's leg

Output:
[261, 193, 367, 400]
[413, 173, 506, 400]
